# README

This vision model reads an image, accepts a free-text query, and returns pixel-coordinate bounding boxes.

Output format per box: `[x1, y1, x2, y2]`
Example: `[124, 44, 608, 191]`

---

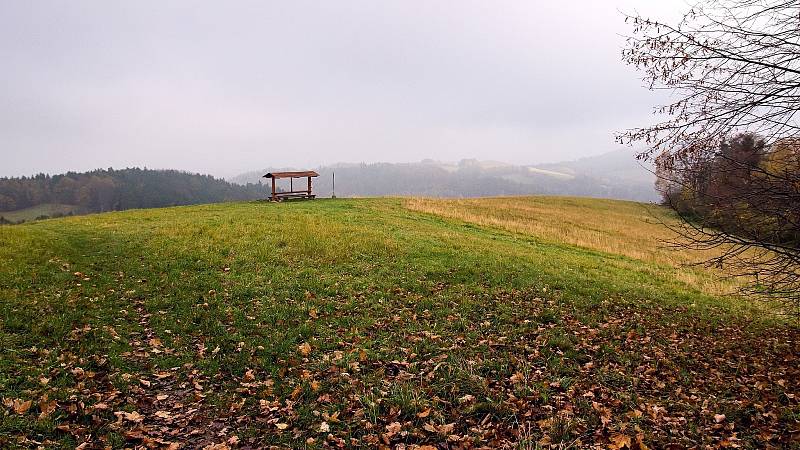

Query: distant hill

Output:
[230, 150, 658, 202]
[535, 150, 655, 185]
[0, 168, 264, 223]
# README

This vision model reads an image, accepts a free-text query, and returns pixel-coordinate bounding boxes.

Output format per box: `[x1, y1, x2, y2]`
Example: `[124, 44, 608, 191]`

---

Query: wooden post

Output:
[271, 177, 276, 201]
[290, 177, 293, 193]
[307, 176, 312, 196]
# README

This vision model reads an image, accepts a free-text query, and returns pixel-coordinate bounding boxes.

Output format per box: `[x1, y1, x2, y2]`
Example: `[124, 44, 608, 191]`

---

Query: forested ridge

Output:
[0, 168, 264, 222]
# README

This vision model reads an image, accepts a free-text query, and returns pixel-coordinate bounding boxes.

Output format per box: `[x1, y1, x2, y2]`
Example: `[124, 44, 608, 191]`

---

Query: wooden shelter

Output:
[263, 171, 319, 201]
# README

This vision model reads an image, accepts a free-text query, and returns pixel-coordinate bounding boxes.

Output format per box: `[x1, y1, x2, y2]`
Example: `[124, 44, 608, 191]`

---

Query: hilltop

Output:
[0, 197, 796, 448]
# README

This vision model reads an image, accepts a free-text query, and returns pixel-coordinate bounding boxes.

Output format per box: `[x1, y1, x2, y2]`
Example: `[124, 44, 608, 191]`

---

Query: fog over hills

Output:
[231, 150, 658, 202]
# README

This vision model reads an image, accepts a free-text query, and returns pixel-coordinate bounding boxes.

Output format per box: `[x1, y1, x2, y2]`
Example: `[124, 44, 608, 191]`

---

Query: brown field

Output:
[406, 196, 745, 297]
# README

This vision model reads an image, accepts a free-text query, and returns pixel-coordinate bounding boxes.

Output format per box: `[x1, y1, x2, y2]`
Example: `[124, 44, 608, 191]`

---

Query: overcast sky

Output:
[0, 1, 684, 178]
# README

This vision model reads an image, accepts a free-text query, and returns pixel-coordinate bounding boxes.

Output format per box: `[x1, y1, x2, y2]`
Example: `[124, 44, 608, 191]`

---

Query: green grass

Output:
[0, 198, 797, 449]
[0, 203, 83, 223]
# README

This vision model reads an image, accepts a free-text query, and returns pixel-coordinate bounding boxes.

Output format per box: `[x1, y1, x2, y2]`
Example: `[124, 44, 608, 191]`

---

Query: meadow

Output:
[0, 197, 797, 449]
[0, 204, 83, 224]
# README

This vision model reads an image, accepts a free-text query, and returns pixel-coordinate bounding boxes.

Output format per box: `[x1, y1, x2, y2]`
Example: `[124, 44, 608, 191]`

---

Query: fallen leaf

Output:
[202, 444, 230, 450]
[290, 384, 303, 400]
[13, 399, 32, 415]
[298, 342, 312, 356]
[626, 409, 643, 419]
[243, 369, 255, 382]
[115, 410, 144, 423]
[609, 433, 632, 450]
[385, 422, 402, 437]
[438, 423, 455, 434]
[458, 394, 475, 404]
[635, 434, 651, 450]
[38, 395, 57, 418]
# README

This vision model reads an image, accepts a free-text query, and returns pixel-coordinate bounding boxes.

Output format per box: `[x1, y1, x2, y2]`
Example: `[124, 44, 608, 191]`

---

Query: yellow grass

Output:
[406, 196, 743, 296]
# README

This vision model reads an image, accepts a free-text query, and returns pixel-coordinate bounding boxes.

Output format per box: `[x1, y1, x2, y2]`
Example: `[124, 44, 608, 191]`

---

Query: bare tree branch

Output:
[620, 0, 800, 309]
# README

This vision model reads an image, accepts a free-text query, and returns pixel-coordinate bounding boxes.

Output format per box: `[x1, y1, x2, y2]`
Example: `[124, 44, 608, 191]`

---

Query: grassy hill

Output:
[1, 197, 797, 448]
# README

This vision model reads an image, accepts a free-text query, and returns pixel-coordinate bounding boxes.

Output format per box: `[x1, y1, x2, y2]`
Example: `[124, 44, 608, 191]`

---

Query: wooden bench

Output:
[263, 171, 319, 202]
[273, 192, 316, 201]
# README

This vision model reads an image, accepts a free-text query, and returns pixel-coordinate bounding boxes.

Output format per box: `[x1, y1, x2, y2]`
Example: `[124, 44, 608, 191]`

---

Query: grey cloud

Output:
[0, 0, 681, 177]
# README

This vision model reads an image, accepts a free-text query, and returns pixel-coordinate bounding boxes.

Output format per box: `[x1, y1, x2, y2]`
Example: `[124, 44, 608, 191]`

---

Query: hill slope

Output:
[0, 198, 796, 448]
[0, 203, 88, 223]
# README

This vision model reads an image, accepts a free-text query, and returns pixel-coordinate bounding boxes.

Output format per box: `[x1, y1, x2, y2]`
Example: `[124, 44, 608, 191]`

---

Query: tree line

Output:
[656, 134, 800, 299]
[0, 168, 265, 221]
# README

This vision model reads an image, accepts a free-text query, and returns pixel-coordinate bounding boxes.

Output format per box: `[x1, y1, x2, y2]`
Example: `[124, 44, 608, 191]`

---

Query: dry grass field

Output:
[407, 196, 745, 297]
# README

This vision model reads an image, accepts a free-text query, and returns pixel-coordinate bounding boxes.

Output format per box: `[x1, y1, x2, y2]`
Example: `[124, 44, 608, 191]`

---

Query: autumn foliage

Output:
[620, 0, 800, 306]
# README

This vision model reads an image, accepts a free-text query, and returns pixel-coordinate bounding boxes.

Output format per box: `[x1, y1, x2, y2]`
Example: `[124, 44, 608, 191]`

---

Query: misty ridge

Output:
[233, 150, 658, 202]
